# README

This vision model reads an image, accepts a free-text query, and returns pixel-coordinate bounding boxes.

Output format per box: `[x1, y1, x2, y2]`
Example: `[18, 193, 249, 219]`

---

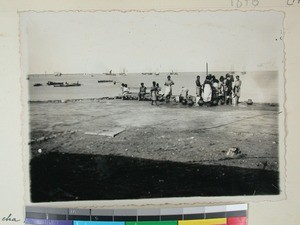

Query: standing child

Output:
[156, 83, 163, 101]
[122, 84, 130, 100]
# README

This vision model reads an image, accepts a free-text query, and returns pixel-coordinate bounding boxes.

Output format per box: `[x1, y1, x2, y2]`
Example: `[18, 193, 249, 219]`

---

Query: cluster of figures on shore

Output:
[121, 73, 242, 106]
[196, 73, 242, 106]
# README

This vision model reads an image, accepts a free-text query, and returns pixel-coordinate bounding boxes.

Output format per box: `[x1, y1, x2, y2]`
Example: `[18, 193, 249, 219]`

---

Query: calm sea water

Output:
[28, 71, 279, 103]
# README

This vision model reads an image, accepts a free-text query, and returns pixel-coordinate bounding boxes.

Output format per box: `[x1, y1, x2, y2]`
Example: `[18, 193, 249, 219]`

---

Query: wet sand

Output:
[29, 100, 280, 202]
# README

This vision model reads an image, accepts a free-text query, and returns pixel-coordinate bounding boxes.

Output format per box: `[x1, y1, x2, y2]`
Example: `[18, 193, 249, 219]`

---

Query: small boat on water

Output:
[142, 72, 153, 75]
[47, 81, 64, 86]
[169, 70, 178, 75]
[33, 83, 43, 87]
[54, 82, 81, 87]
[98, 80, 114, 83]
[54, 72, 62, 76]
[104, 70, 117, 76]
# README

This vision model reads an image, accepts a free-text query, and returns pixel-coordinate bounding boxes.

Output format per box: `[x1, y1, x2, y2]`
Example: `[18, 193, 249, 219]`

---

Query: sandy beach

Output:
[29, 99, 280, 202]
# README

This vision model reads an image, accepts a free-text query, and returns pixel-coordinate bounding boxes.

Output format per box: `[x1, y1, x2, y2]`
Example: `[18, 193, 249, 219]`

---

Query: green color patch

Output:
[126, 221, 177, 225]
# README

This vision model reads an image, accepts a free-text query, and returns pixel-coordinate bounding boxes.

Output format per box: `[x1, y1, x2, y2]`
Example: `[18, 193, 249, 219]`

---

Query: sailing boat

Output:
[54, 72, 62, 76]
[241, 66, 247, 75]
[119, 68, 127, 76]
[229, 65, 235, 75]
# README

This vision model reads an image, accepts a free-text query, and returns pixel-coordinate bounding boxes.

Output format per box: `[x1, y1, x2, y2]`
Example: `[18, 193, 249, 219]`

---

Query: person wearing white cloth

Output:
[164, 75, 174, 102]
[202, 75, 213, 106]
[179, 86, 189, 103]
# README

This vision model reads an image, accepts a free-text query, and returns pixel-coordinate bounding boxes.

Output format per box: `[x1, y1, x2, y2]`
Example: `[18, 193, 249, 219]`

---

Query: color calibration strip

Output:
[25, 204, 247, 225]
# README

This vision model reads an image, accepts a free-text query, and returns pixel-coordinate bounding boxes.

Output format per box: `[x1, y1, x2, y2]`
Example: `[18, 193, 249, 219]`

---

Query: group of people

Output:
[121, 75, 175, 105]
[195, 73, 242, 106]
[121, 73, 242, 106]
[178, 73, 242, 106]
[137, 75, 174, 105]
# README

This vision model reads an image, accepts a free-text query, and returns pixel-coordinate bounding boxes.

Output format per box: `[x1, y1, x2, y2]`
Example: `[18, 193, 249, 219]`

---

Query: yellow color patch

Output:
[179, 218, 227, 225]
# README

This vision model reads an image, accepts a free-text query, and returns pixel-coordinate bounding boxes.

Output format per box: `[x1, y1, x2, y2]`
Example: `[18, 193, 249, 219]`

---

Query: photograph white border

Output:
[19, 9, 286, 207]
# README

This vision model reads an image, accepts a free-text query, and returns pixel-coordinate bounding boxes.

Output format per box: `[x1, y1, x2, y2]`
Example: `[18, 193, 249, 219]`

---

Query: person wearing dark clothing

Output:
[138, 83, 147, 101]
[225, 76, 233, 104]
[195, 76, 202, 97]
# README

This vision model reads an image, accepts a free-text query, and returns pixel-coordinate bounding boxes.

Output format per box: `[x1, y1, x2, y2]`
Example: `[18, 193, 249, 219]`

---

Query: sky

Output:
[20, 11, 284, 74]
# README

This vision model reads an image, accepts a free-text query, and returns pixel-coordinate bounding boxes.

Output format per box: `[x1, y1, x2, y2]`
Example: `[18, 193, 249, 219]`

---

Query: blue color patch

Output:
[25, 218, 48, 225]
[74, 221, 126, 225]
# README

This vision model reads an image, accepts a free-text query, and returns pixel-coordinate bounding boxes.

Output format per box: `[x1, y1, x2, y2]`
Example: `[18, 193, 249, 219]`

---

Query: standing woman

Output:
[195, 75, 202, 97]
[150, 81, 158, 105]
[164, 75, 175, 103]
[233, 75, 242, 104]
[219, 76, 225, 105]
[225, 74, 233, 104]
[212, 77, 220, 105]
[202, 75, 213, 106]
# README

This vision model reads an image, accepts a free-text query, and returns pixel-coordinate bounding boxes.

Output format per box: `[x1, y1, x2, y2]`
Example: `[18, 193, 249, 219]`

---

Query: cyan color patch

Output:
[48, 220, 73, 225]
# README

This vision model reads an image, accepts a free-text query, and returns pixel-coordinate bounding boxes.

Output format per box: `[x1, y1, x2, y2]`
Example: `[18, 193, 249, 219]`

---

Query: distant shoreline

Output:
[28, 97, 279, 106]
[28, 71, 280, 103]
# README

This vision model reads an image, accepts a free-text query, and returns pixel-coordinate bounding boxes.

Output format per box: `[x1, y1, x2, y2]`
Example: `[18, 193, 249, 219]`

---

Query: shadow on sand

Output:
[30, 152, 279, 202]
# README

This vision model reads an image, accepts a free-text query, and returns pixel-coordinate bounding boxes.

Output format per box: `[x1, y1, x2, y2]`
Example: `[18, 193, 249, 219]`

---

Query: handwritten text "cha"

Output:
[2, 213, 20, 222]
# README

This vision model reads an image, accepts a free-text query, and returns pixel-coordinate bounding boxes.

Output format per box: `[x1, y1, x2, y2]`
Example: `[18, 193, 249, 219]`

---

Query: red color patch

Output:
[227, 216, 247, 224]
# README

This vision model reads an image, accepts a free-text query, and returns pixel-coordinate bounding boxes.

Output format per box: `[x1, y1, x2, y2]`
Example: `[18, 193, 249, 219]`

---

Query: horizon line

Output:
[27, 70, 278, 76]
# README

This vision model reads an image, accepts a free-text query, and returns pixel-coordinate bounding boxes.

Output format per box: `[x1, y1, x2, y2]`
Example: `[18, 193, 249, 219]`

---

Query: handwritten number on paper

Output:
[231, 0, 260, 7]
[252, 0, 259, 6]
[287, 0, 300, 5]
[237, 0, 243, 7]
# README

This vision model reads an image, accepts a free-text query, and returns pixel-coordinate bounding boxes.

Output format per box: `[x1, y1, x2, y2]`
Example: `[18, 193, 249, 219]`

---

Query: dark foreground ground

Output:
[29, 100, 281, 202]
[31, 152, 279, 202]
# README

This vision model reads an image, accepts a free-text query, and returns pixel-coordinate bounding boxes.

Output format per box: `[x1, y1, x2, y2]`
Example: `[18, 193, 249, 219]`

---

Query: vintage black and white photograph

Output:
[20, 11, 284, 202]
